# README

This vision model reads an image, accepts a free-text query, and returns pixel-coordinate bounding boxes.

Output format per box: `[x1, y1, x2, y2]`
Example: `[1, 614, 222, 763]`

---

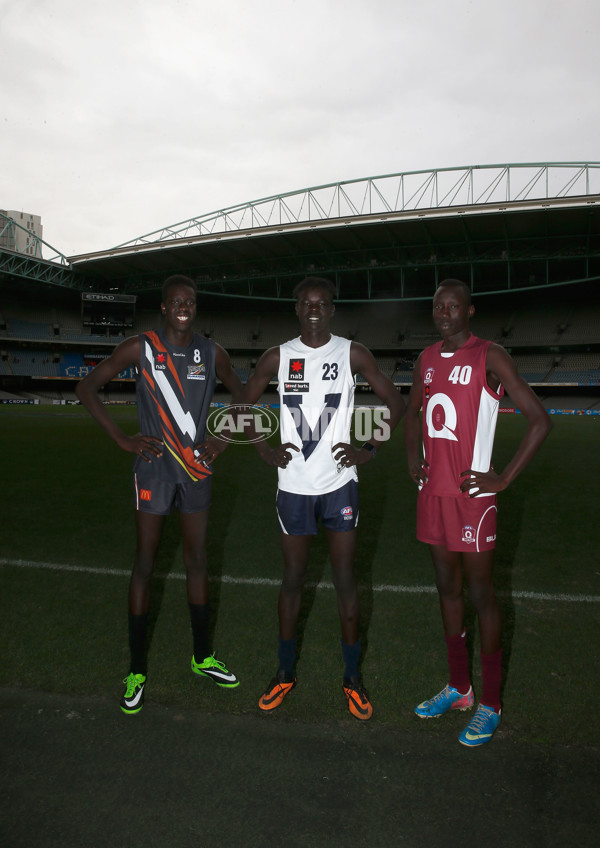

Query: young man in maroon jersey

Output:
[76, 275, 243, 713]
[404, 279, 552, 746]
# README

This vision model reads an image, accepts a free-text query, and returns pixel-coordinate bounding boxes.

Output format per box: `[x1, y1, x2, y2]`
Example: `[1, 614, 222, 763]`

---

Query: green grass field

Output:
[1, 405, 598, 747]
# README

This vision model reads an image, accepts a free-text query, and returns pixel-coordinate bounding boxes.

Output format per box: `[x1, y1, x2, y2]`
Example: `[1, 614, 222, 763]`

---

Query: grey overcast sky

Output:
[2, 0, 598, 257]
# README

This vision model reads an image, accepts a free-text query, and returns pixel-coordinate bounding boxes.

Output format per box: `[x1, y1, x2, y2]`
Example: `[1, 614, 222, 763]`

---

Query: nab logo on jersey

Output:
[155, 353, 167, 371]
[288, 359, 305, 381]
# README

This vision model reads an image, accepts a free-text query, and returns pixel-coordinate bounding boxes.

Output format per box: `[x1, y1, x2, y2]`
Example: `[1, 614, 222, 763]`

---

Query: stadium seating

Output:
[1, 294, 598, 401]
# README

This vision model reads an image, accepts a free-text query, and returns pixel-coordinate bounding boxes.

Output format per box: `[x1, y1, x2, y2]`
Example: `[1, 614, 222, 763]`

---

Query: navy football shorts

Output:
[276, 480, 359, 535]
[134, 472, 212, 515]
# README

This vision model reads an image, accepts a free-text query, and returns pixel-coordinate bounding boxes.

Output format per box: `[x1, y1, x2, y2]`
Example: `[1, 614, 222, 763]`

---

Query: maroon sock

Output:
[445, 631, 470, 694]
[480, 649, 502, 713]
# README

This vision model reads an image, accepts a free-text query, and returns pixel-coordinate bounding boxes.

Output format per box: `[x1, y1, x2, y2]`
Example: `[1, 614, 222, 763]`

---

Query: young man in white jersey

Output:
[76, 275, 243, 714]
[243, 277, 405, 720]
[404, 279, 552, 745]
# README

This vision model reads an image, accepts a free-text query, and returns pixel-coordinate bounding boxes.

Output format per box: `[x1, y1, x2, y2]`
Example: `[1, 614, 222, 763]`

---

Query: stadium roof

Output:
[3, 163, 600, 301]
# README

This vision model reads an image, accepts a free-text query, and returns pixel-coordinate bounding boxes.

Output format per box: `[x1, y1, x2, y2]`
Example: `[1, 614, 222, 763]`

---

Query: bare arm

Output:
[242, 346, 299, 467]
[332, 342, 406, 468]
[460, 343, 553, 496]
[351, 342, 406, 438]
[193, 343, 245, 464]
[75, 336, 163, 461]
[215, 343, 244, 403]
[403, 353, 428, 487]
[243, 346, 280, 404]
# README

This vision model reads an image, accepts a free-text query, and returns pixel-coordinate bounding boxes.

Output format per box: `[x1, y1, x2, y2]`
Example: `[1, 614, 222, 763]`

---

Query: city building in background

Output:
[0, 209, 43, 257]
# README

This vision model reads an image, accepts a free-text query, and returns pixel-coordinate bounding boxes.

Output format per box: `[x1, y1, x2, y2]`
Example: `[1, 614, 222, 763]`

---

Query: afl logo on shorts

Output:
[461, 525, 476, 544]
[341, 505, 353, 520]
[424, 367, 435, 385]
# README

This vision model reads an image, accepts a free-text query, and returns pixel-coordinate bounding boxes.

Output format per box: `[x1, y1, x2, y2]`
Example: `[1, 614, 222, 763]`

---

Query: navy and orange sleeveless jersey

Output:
[133, 329, 217, 483]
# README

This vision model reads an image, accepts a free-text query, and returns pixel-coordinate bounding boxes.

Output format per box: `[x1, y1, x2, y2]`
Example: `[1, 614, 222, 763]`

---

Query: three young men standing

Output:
[78, 274, 551, 745]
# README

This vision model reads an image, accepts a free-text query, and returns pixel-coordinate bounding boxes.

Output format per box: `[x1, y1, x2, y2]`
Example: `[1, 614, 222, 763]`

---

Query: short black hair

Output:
[161, 275, 197, 303]
[436, 278, 471, 305]
[292, 276, 337, 302]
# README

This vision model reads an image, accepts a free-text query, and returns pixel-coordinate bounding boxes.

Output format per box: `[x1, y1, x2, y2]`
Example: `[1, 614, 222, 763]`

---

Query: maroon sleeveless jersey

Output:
[420, 334, 503, 498]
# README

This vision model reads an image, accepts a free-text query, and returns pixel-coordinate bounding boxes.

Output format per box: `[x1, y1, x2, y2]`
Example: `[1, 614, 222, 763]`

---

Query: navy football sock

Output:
[341, 637, 361, 680]
[277, 636, 297, 675]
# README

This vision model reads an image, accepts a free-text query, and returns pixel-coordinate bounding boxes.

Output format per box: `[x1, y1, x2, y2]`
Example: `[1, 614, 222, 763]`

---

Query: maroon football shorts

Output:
[417, 490, 497, 552]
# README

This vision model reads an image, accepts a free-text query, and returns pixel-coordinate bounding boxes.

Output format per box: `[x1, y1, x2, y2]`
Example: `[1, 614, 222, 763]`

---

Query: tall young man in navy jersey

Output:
[243, 277, 405, 720]
[404, 279, 552, 745]
[77, 275, 242, 713]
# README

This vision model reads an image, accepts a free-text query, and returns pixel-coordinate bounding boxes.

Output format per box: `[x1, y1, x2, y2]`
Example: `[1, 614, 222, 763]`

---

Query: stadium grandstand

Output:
[1, 162, 599, 411]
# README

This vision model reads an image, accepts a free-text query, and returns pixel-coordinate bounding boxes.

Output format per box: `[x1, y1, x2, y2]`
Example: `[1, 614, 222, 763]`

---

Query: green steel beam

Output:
[0, 249, 85, 289]
[0, 212, 70, 266]
[113, 162, 600, 248]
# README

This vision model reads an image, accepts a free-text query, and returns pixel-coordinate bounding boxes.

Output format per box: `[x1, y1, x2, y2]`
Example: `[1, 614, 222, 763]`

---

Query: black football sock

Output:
[128, 612, 148, 676]
[189, 603, 210, 661]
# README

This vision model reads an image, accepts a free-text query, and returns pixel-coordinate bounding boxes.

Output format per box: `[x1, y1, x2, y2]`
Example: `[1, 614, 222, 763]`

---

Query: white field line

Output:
[1, 557, 599, 603]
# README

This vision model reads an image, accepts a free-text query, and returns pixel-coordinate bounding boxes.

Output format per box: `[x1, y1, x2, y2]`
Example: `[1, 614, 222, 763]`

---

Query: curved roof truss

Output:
[115, 162, 600, 248]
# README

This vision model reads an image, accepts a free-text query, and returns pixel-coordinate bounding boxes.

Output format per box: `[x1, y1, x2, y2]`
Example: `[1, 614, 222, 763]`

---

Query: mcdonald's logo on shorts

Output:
[140, 489, 152, 501]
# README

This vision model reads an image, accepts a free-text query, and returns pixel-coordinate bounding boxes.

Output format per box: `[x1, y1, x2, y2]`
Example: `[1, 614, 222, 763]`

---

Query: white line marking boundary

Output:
[2, 558, 598, 603]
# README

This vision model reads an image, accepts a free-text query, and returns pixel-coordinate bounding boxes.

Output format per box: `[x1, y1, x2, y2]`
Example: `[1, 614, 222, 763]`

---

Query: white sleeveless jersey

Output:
[277, 334, 357, 495]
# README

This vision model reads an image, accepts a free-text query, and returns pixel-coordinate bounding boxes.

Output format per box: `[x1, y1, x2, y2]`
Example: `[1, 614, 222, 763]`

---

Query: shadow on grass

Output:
[494, 483, 524, 701]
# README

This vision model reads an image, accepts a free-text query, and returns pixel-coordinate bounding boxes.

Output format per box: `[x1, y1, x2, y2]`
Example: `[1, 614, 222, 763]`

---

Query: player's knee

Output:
[281, 566, 306, 594]
[435, 572, 461, 599]
[467, 581, 496, 611]
[131, 557, 155, 582]
[184, 552, 207, 577]
[332, 568, 356, 599]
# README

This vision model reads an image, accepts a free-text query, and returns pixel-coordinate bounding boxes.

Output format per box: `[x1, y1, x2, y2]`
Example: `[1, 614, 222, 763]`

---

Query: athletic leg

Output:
[462, 549, 501, 655]
[328, 529, 372, 720]
[179, 510, 210, 606]
[278, 533, 312, 641]
[122, 512, 164, 707]
[181, 509, 239, 686]
[458, 553, 502, 744]
[327, 528, 359, 647]
[463, 549, 502, 711]
[181, 509, 212, 659]
[414, 544, 473, 718]
[257, 534, 309, 711]
[429, 544, 470, 695]
[429, 543, 465, 637]
[130, 511, 165, 614]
